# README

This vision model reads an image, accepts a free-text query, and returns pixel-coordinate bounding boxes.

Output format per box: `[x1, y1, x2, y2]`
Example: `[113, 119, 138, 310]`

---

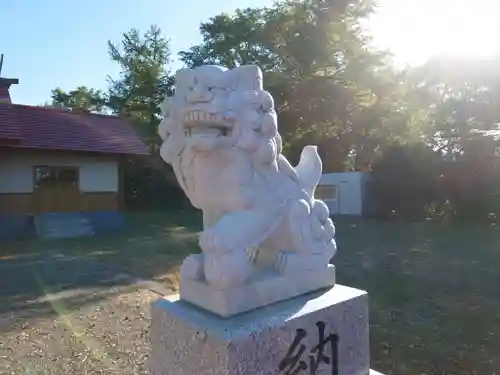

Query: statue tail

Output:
[294, 145, 323, 198]
[284, 199, 337, 271]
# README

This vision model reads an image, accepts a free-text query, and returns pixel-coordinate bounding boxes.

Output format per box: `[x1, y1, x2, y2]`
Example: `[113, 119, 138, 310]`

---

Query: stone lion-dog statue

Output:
[158, 64, 337, 316]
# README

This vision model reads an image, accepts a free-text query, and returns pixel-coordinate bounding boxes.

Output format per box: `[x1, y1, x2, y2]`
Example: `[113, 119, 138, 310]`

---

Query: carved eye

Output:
[207, 87, 213, 92]
[188, 87, 194, 91]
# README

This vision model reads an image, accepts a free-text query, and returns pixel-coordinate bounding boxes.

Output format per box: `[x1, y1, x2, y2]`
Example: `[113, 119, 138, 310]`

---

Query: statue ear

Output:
[230, 65, 263, 91]
[175, 68, 194, 96]
[160, 97, 171, 118]
[275, 132, 283, 155]
[259, 91, 275, 113]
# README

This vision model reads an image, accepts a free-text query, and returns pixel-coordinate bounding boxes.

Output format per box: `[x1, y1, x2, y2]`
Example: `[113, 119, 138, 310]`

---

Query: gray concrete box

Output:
[149, 285, 371, 375]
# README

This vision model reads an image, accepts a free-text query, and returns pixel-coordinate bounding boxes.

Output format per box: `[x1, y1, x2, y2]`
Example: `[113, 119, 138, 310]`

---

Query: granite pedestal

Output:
[150, 284, 376, 375]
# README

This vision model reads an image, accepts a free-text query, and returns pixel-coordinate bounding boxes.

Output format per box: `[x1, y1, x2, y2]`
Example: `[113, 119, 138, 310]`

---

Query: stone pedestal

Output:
[150, 285, 377, 375]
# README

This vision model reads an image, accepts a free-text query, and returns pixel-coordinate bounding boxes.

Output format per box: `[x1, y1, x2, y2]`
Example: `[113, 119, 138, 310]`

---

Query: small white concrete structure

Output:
[317, 172, 371, 216]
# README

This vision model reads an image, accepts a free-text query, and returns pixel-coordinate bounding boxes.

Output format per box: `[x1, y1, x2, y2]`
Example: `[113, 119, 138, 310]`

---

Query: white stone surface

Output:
[149, 285, 370, 375]
[158, 64, 337, 316]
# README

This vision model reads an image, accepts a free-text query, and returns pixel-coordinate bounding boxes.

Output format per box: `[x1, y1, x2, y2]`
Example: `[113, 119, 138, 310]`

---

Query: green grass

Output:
[3, 212, 500, 375]
[335, 218, 500, 375]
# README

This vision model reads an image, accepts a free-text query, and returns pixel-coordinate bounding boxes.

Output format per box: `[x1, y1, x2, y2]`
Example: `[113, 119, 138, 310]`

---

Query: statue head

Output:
[158, 64, 280, 165]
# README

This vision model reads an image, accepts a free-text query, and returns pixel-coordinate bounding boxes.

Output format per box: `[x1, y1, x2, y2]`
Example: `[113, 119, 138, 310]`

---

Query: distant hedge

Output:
[370, 138, 500, 222]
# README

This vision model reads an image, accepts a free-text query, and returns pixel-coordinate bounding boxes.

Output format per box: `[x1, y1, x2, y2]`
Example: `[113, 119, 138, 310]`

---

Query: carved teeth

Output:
[184, 110, 224, 124]
[183, 110, 231, 138]
[184, 126, 229, 138]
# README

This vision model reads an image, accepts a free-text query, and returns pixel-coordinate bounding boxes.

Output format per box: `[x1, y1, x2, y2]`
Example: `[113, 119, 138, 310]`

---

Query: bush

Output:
[370, 143, 442, 220]
[124, 156, 190, 211]
[370, 135, 500, 223]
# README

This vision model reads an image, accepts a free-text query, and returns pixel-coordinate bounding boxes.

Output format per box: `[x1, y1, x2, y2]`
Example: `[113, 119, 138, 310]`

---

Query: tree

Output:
[103, 25, 182, 206]
[371, 56, 500, 221]
[49, 86, 106, 113]
[370, 143, 442, 219]
[406, 56, 500, 157]
[47, 26, 182, 209]
[179, 7, 279, 71]
[179, 0, 409, 171]
[46, 3, 500, 220]
[49, 25, 174, 150]
[107, 25, 174, 150]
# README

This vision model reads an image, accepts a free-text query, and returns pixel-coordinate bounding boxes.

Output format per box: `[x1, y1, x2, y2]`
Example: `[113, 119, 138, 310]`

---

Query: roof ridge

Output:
[0, 102, 124, 120]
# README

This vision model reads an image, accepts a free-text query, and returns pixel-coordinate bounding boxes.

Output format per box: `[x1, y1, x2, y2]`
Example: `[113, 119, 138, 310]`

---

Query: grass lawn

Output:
[336, 219, 500, 375]
[1, 211, 500, 375]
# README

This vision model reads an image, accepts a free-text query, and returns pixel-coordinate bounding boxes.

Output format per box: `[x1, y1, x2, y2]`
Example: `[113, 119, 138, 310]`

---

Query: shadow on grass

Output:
[0, 210, 202, 330]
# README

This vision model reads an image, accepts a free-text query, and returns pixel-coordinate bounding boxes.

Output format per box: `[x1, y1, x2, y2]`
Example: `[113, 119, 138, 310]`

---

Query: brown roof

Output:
[0, 103, 149, 155]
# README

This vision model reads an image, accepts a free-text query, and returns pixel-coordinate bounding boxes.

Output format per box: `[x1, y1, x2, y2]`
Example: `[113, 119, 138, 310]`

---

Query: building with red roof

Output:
[0, 77, 149, 239]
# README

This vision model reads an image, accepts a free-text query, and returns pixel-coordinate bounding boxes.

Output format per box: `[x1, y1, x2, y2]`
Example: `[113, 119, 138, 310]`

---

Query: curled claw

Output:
[311, 199, 330, 223]
[323, 218, 336, 240]
[311, 217, 324, 240]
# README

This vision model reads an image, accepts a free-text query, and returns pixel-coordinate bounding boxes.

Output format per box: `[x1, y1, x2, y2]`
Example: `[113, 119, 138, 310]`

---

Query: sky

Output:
[1, 0, 500, 105]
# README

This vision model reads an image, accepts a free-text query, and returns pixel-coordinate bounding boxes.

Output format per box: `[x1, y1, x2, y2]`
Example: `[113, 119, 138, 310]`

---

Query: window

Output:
[35, 167, 58, 188]
[57, 168, 78, 186]
[315, 185, 338, 200]
[34, 166, 79, 188]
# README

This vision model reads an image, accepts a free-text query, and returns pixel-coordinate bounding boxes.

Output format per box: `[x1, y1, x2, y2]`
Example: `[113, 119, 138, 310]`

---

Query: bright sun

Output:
[370, 0, 500, 66]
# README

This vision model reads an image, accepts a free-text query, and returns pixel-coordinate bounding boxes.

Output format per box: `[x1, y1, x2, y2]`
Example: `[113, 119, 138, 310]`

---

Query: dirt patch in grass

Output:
[0, 284, 165, 375]
[0, 211, 192, 375]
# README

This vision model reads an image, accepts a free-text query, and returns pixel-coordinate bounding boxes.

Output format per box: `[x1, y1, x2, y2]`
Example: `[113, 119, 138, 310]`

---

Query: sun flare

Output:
[370, 0, 500, 65]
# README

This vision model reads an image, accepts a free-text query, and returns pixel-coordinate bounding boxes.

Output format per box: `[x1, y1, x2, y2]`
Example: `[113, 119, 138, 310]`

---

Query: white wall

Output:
[0, 152, 118, 193]
[319, 172, 365, 215]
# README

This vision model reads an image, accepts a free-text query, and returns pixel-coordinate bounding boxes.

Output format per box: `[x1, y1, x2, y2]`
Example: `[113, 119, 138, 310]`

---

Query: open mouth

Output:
[184, 110, 232, 138]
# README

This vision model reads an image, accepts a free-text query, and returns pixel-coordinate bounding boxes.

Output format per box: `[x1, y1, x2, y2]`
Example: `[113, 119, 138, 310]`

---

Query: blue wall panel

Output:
[86, 211, 125, 234]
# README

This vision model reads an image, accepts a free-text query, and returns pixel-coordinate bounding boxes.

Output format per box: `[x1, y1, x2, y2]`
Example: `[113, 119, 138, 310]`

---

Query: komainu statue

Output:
[158, 64, 337, 317]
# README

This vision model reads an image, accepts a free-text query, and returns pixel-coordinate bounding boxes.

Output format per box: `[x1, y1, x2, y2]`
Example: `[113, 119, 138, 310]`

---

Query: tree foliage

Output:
[49, 1, 500, 220]
[48, 86, 106, 113]
[179, 0, 409, 170]
[106, 25, 174, 149]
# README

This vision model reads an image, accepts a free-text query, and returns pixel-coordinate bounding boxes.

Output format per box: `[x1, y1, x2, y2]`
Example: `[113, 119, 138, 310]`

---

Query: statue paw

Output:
[204, 251, 251, 289]
[323, 218, 336, 240]
[180, 253, 205, 281]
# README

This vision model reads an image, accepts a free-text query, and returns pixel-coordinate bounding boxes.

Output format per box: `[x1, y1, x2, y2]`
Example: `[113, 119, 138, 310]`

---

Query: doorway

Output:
[34, 166, 81, 213]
